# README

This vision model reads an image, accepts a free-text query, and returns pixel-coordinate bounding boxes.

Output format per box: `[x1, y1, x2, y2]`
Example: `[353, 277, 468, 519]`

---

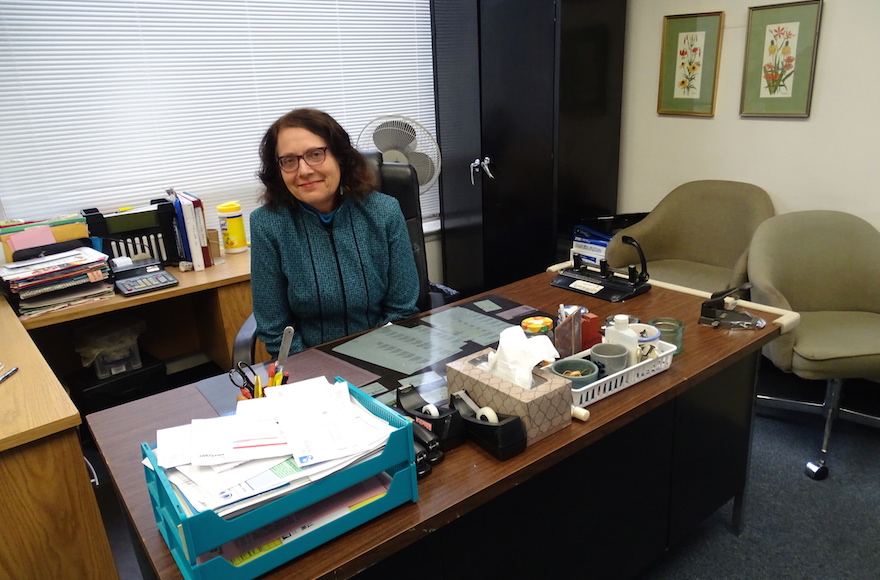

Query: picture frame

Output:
[740, 0, 823, 117]
[657, 12, 725, 117]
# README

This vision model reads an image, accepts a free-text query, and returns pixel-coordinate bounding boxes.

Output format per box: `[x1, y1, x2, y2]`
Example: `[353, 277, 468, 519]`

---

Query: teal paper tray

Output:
[142, 380, 417, 580]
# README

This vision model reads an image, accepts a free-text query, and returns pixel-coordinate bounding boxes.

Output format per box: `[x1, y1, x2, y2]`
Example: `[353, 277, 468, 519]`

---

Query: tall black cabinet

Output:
[431, 0, 627, 295]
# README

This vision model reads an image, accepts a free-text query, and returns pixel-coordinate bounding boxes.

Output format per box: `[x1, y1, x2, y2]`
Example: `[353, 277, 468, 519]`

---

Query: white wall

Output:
[619, 0, 880, 230]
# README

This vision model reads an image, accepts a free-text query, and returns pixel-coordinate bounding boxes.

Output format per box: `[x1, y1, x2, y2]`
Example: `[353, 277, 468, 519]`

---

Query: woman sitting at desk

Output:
[251, 108, 420, 357]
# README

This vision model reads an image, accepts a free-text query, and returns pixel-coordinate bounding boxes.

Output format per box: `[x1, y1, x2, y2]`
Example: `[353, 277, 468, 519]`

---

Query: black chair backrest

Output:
[361, 150, 431, 311]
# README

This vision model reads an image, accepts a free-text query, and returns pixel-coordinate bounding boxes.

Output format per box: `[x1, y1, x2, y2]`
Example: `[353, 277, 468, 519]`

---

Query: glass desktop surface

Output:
[320, 295, 548, 403]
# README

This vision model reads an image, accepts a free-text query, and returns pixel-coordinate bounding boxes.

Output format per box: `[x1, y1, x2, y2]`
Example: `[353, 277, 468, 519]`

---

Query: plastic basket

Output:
[569, 340, 676, 408]
[142, 380, 418, 580]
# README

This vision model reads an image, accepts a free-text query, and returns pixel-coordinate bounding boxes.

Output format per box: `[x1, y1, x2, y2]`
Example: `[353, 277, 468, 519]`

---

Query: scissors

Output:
[228, 361, 258, 398]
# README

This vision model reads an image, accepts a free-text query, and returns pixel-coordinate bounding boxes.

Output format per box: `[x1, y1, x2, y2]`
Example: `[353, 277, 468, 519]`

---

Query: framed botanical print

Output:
[657, 12, 725, 116]
[740, 0, 823, 117]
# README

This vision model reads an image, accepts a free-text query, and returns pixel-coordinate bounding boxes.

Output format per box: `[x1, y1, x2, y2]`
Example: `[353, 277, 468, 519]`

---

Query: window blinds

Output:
[0, 0, 438, 239]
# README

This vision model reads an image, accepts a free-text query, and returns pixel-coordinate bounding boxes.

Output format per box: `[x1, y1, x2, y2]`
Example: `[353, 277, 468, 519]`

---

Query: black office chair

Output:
[233, 150, 456, 365]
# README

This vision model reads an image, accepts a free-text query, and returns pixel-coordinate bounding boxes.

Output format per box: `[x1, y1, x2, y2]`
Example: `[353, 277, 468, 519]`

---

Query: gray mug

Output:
[589, 342, 630, 375]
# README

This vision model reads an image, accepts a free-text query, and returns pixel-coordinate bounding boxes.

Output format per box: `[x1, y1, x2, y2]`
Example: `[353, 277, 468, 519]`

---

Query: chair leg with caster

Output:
[804, 378, 843, 480]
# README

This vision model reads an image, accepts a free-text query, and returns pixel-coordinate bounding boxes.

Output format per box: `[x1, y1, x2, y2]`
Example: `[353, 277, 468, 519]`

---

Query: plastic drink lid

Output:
[217, 201, 242, 212]
[521, 316, 553, 333]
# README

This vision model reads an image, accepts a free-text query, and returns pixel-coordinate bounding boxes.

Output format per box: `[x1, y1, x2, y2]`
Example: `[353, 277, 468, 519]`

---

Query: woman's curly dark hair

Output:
[257, 108, 377, 211]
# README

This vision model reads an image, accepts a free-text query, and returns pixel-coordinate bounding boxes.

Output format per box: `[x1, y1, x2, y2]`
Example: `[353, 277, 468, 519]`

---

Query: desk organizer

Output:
[569, 340, 676, 408]
[142, 381, 418, 580]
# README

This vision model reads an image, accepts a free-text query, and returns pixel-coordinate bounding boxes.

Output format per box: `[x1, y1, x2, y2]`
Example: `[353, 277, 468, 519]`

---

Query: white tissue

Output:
[485, 326, 560, 389]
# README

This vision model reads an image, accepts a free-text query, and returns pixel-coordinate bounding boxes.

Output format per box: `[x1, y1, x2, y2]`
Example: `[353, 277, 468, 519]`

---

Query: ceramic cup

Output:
[589, 342, 629, 375]
[630, 323, 661, 361]
[550, 358, 599, 387]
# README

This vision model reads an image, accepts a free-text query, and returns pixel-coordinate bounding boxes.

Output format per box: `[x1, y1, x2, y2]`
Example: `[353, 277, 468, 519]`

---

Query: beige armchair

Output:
[748, 210, 880, 479]
[605, 180, 775, 293]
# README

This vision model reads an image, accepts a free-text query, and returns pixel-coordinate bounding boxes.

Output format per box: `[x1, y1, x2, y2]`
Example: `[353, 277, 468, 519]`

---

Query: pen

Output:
[0, 366, 20, 385]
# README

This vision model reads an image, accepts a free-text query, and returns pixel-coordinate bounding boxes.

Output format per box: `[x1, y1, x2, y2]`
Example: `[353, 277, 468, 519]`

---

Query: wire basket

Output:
[568, 340, 676, 408]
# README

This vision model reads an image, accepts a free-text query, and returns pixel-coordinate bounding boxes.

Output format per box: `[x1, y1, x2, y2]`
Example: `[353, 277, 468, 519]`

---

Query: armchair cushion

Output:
[791, 312, 880, 379]
[606, 180, 774, 292]
[641, 259, 735, 293]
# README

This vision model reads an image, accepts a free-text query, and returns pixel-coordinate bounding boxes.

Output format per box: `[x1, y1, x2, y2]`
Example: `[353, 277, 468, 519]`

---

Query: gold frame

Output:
[657, 12, 725, 117]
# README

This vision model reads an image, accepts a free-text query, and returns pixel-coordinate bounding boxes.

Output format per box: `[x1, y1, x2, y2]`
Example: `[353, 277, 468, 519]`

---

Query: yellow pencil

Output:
[254, 375, 263, 398]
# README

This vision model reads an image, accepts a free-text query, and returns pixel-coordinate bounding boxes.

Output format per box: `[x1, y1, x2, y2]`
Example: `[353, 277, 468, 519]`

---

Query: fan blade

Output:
[407, 151, 436, 186]
[372, 120, 416, 152]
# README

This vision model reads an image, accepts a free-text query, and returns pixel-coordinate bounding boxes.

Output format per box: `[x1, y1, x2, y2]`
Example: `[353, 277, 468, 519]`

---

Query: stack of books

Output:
[0, 246, 113, 319]
[166, 188, 213, 271]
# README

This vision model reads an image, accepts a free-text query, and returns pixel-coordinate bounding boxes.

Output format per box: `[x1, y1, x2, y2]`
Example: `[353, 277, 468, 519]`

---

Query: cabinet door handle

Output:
[481, 157, 495, 179]
[469, 158, 481, 185]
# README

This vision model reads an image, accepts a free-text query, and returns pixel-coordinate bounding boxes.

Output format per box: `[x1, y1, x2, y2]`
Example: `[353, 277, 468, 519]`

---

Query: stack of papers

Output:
[0, 247, 113, 319]
[152, 377, 395, 519]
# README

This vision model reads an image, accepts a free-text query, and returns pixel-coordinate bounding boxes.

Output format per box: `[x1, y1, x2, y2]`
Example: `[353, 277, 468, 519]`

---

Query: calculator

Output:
[115, 270, 179, 296]
[110, 257, 180, 296]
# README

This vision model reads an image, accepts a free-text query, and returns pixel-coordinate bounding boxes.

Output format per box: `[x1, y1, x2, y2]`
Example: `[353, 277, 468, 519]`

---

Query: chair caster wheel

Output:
[805, 461, 828, 480]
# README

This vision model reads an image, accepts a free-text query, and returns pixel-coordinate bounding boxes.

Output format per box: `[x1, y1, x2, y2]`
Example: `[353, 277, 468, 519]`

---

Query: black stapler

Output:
[698, 284, 766, 329]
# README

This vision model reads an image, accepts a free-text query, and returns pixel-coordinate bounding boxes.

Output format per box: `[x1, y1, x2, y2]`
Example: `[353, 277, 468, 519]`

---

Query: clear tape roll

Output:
[477, 406, 499, 424]
[421, 404, 440, 417]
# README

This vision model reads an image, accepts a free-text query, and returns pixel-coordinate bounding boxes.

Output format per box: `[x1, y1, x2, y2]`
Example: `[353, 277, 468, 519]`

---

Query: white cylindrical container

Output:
[217, 201, 248, 253]
[603, 314, 640, 367]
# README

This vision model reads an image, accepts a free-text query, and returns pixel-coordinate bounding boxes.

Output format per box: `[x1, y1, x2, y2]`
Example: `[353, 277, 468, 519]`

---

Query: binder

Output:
[177, 190, 213, 268]
[170, 193, 193, 263]
[176, 193, 205, 271]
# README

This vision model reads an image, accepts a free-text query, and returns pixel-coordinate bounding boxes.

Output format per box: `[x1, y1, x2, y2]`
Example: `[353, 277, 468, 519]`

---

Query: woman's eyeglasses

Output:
[277, 147, 328, 173]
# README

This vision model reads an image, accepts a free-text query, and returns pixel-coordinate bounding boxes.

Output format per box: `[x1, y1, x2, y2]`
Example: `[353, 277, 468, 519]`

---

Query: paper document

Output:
[267, 378, 394, 467]
[196, 473, 391, 566]
[190, 407, 291, 466]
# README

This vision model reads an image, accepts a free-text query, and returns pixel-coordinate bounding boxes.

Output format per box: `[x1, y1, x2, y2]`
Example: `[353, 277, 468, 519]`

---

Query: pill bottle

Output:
[521, 316, 554, 342]
[603, 314, 639, 367]
[217, 201, 248, 253]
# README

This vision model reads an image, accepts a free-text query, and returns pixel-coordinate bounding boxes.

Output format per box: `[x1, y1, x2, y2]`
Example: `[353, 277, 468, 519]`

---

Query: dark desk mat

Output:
[196, 349, 381, 416]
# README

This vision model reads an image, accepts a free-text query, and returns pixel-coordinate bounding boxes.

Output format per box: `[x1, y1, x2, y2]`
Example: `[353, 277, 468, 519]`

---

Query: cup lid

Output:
[521, 316, 553, 333]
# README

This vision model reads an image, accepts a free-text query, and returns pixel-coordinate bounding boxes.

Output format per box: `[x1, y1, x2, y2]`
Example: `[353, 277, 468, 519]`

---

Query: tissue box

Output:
[446, 348, 572, 446]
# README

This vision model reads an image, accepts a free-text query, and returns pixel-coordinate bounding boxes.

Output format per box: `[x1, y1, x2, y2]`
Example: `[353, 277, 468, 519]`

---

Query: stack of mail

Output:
[152, 377, 395, 519]
[0, 246, 113, 319]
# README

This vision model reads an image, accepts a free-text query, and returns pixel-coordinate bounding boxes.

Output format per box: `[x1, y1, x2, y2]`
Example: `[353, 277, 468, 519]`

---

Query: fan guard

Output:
[356, 115, 441, 194]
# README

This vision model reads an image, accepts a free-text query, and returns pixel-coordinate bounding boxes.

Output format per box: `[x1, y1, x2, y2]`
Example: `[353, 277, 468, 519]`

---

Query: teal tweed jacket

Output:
[250, 193, 420, 357]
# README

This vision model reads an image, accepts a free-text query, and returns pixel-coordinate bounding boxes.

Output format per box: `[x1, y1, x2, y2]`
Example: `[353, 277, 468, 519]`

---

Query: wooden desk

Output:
[86, 273, 786, 579]
[0, 299, 118, 579]
[22, 251, 253, 376]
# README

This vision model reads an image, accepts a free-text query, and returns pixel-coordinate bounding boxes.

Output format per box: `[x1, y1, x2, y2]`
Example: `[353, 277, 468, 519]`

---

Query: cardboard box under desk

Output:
[446, 348, 572, 446]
